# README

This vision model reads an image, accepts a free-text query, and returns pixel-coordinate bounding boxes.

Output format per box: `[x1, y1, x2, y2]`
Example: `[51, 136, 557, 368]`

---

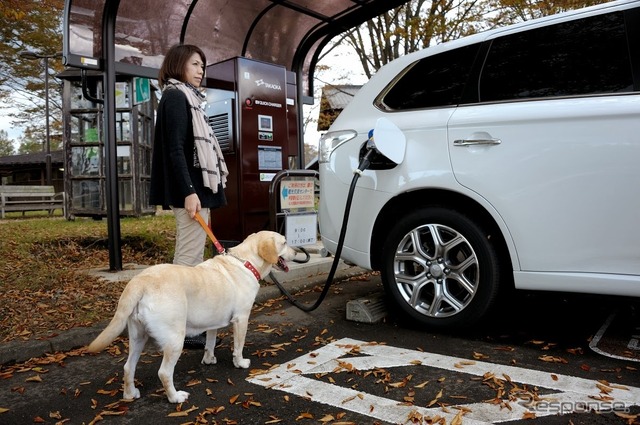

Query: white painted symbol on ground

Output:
[247, 337, 640, 424]
[590, 311, 640, 362]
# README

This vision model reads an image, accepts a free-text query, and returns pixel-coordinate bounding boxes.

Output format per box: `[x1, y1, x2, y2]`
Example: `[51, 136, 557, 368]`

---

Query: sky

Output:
[0, 110, 22, 140]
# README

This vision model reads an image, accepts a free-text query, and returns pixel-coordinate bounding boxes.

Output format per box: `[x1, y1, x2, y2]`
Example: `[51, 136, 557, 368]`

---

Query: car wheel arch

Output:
[370, 188, 514, 286]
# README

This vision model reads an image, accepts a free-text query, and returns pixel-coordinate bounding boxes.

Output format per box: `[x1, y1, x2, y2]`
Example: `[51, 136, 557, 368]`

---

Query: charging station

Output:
[204, 57, 299, 243]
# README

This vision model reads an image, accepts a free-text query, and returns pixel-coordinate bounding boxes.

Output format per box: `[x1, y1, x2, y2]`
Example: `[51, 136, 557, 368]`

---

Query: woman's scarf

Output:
[164, 78, 228, 193]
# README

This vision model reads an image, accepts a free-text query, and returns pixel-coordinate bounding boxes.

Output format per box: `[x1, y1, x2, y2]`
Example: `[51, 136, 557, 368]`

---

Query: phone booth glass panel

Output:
[61, 72, 157, 218]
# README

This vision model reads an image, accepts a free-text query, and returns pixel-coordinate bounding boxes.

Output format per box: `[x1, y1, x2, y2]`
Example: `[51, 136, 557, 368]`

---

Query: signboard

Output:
[115, 83, 127, 107]
[280, 180, 315, 209]
[133, 77, 150, 105]
[285, 213, 317, 246]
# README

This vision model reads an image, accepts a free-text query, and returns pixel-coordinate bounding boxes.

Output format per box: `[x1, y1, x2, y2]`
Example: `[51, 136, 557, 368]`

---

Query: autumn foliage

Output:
[0, 214, 176, 342]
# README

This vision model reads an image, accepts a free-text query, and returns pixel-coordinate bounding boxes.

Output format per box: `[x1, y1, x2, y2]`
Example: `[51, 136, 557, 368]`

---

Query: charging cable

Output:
[269, 142, 377, 312]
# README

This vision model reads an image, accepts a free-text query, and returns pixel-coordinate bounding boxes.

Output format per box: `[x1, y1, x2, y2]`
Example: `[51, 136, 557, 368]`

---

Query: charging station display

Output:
[258, 145, 282, 170]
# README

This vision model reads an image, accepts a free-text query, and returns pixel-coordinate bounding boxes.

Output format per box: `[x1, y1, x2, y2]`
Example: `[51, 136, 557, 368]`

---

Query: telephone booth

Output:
[60, 71, 157, 218]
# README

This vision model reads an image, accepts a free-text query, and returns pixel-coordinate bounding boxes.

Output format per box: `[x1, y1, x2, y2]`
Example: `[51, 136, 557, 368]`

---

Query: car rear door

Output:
[448, 9, 640, 276]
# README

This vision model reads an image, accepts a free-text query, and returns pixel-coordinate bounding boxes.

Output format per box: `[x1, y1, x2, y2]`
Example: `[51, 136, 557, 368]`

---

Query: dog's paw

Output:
[123, 388, 141, 400]
[233, 357, 250, 369]
[201, 351, 217, 365]
[168, 390, 190, 404]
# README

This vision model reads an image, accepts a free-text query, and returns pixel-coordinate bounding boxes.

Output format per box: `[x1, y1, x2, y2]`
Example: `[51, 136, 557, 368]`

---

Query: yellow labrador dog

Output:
[87, 230, 296, 403]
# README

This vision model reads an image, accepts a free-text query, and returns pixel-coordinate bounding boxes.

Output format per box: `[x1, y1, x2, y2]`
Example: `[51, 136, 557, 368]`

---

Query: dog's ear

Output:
[258, 236, 280, 264]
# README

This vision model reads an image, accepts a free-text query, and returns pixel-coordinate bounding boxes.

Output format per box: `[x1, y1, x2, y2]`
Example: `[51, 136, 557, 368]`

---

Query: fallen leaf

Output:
[427, 389, 443, 407]
[451, 410, 465, 425]
[11, 386, 25, 394]
[388, 382, 406, 388]
[614, 411, 639, 420]
[494, 346, 515, 352]
[99, 410, 127, 416]
[97, 389, 118, 397]
[342, 395, 356, 404]
[167, 405, 198, 417]
[295, 412, 313, 420]
[26, 375, 43, 383]
[538, 355, 568, 364]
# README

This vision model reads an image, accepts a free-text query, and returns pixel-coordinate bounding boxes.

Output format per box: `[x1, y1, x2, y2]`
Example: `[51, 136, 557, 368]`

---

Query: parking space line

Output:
[590, 311, 640, 363]
[248, 338, 640, 423]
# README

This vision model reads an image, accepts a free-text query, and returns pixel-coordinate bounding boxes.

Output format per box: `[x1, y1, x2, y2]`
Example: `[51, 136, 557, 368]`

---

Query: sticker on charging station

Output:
[285, 213, 317, 246]
[280, 180, 315, 209]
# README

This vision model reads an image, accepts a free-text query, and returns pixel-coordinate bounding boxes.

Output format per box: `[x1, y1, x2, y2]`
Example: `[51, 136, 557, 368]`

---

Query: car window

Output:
[376, 44, 480, 111]
[480, 12, 633, 102]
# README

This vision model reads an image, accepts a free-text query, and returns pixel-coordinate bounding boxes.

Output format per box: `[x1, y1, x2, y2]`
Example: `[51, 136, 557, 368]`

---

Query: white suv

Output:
[318, 0, 640, 328]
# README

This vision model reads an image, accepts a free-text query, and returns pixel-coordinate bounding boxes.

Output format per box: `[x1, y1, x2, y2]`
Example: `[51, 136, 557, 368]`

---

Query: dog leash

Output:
[193, 212, 262, 281]
[194, 212, 225, 254]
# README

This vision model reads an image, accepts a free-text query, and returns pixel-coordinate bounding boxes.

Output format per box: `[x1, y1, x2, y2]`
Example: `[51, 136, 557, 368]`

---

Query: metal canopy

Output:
[63, 0, 410, 97]
[62, 0, 410, 271]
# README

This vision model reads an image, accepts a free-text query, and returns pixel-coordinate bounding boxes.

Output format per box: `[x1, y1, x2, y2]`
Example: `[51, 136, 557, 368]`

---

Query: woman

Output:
[150, 44, 229, 268]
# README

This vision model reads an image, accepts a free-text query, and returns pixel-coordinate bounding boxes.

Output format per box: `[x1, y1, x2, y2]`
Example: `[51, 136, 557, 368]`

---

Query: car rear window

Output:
[480, 11, 633, 101]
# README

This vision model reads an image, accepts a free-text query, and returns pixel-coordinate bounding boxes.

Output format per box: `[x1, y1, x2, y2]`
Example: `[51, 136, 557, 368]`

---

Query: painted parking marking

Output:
[590, 311, 640, 362]
[247, 337, 640, 424]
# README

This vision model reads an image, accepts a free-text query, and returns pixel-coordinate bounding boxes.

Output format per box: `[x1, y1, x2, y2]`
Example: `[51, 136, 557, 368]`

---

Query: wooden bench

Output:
[0, 185, 65, 218]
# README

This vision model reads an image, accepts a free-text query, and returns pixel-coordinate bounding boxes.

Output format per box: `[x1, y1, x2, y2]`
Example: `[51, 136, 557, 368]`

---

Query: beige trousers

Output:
[172, 207, 210, 266]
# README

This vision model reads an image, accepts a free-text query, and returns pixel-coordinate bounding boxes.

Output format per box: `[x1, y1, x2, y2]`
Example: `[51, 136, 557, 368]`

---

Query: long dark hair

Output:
[158, 44, 206, 88]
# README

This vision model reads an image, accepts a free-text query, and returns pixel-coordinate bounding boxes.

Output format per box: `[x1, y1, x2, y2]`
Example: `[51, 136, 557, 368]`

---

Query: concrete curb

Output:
[0, 255, 366, 366]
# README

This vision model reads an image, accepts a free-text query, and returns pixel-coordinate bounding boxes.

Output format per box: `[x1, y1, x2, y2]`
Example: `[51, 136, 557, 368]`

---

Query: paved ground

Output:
[1, 272, 638, 425]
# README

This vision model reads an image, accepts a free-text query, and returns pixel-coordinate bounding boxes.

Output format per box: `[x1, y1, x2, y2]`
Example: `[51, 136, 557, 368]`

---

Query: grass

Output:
[0, 213, 177, 342]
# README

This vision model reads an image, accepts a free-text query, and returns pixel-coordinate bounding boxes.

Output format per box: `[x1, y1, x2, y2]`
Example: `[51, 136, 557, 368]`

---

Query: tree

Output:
[334, 0, 612, 80]
[488, 0, 610, 24]
[0, 129, 15, 156]
[15, 126, 60, 154]
[303, 141, 318, 168]
[0, 0, 64, 145]
[17, 134, 42, 154]
[337, 0, 493, 79]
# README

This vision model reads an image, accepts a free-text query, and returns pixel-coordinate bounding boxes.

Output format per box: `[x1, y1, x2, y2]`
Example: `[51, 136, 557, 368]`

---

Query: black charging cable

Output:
[269, 148, 376, 311]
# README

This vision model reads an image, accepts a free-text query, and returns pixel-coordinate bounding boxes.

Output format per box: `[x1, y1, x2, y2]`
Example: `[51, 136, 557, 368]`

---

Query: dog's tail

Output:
[86, 279, 145, 353]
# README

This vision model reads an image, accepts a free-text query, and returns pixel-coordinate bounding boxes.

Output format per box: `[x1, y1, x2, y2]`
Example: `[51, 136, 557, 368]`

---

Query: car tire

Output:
[380, 206, 502, 329]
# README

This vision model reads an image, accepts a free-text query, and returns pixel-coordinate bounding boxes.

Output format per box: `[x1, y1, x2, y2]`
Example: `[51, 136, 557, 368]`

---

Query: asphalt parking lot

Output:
[1, 267, 638, 424]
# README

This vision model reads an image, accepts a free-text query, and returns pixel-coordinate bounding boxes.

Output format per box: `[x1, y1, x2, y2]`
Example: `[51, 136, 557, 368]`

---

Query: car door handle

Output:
[453, 133, 502, 146]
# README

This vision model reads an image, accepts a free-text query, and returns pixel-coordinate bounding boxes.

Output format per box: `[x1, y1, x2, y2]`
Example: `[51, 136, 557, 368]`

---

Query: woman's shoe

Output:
[183, 332, 206, 349]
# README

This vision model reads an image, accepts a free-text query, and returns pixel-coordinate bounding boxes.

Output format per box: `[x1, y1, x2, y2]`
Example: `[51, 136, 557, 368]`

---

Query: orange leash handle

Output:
[194, 212, 225, 254]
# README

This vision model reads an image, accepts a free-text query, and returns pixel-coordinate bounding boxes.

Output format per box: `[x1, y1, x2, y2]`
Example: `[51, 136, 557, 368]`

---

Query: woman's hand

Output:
[184, 193, 201, 218]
